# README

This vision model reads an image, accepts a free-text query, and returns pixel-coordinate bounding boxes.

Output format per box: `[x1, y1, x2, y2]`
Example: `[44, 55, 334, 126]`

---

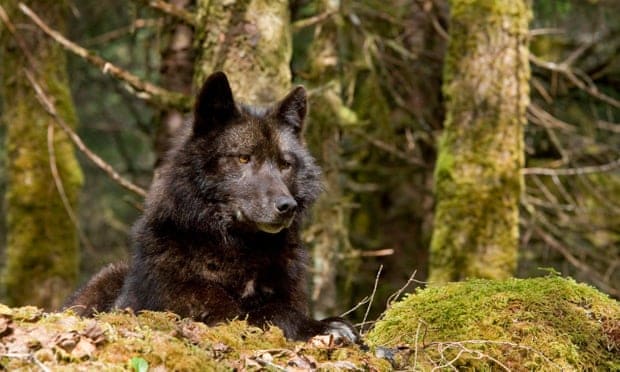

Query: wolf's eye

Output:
[280, 160, 292, 170]
[238, 155, 250, 164]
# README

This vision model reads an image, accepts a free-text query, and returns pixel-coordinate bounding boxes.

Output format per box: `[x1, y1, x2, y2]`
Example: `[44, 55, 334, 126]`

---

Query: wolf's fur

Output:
[65, 72, 358, 342]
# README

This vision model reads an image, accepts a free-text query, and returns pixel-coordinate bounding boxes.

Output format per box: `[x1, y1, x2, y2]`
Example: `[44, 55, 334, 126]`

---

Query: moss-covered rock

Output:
[368, 276, 620, 370]
[0, 304, 388, 371]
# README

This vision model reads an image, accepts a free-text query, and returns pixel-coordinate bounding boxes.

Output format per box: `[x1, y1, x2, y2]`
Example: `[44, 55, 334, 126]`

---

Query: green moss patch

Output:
[368, 276, 620, 370]
[0, 305, 388, 370]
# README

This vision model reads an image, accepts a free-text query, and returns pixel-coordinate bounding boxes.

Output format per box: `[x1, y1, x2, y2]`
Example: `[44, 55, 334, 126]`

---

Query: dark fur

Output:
[65, 72, 358, 342]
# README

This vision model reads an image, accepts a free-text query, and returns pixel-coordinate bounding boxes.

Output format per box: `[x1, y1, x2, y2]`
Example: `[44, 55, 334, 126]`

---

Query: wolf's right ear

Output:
[193, 71, 239, 136]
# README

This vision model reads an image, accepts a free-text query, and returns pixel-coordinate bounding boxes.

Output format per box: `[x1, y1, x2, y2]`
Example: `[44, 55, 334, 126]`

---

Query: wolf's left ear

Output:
[276, 86, 307, 135]
[193, 71, 239, 136]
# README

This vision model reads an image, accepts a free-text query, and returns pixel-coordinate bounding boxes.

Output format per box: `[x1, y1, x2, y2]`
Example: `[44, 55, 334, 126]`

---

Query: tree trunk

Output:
[194, 0, 292, 104]
[0, 0, 83, 308]
[301, 0, 354, 318]
[428, 0, 530, 282]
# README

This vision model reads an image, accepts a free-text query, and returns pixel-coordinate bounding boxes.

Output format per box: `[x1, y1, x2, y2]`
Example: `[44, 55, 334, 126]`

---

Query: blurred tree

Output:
[154, 0, 194, 171]
[429, 0, 531, 282]
[297, 0, 355, 318]
[194, 0, 292, 103]
[0, 0, 83, 308]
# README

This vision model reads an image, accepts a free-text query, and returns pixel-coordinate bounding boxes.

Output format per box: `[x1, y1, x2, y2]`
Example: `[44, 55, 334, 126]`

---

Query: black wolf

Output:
[66, 72, 358, 342]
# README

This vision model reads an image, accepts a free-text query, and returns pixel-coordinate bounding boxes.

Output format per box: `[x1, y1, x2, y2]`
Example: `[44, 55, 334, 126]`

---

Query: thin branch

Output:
[25, 69, 147, 197]
[47, 124, 97, 254]
[523, 157, 620, 176]
[18, 2, 191, 111]
[292, 10, 336, 31]
[530, 54, 620, 109]
[134, 0, 197, 26]
[84, 18, 161, 46]
[361, 264, 382, 334]
[350, 127, 426, 166]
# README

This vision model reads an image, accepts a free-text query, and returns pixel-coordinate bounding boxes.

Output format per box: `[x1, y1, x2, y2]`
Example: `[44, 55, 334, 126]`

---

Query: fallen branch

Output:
[134, 0, 197, 26]
[523, 157, 620, 176]
[18, 2, 191, 111]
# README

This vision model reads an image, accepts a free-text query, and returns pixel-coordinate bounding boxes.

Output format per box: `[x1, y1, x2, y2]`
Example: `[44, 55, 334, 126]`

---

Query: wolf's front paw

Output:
[319, 317, 361, 345]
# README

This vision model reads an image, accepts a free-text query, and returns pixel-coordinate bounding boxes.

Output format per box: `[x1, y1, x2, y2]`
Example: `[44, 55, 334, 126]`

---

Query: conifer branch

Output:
[17, 2, 192, 112]
[134, 0, 197, 27]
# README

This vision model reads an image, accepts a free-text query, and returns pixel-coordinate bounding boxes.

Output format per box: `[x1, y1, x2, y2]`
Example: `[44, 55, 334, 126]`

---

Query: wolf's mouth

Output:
[256, 215, 295, 234]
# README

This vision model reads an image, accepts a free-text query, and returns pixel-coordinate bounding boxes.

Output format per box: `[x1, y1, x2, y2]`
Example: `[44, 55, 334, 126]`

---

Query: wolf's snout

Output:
[275, 196, 297, 214]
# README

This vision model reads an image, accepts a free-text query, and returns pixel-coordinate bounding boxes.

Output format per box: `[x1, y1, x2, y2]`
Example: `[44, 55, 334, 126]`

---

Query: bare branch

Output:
[25, 69, 147, 197]
[530, 54, 620, 109]
[523, 157, 620, 176]
[47, 124, 97, 254]
[84, 18, 161, 46]
[292, 10, 336, 31]
[134, 0, 197, 26]
[361, 264, 382, 334]
[350, 127, 427, 166]
[18, 2, 191, 111]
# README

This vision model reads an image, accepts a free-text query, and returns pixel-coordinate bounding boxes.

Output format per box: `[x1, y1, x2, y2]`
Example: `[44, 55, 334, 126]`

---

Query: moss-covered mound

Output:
[368, 276, 620, 371]
[0, 304, 389, 371]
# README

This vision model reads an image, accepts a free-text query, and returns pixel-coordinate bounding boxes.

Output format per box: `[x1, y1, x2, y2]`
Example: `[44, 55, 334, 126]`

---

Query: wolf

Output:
[65, 71, 358, 343]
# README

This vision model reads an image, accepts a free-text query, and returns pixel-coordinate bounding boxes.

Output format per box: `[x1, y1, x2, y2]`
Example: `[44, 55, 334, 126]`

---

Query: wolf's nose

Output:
[275, 197, 297, 214]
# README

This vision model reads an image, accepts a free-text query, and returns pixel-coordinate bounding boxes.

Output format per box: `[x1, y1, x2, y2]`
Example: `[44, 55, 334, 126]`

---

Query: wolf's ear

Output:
[276, 86, 307, 135]
[193, 71, 239, 136]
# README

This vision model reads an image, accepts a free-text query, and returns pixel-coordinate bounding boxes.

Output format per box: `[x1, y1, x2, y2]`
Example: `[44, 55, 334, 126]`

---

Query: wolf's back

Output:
[63, 262, 128, 316]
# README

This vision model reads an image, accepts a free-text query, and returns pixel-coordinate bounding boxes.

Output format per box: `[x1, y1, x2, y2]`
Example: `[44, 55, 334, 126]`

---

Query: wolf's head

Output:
[150, 72, 321, 235]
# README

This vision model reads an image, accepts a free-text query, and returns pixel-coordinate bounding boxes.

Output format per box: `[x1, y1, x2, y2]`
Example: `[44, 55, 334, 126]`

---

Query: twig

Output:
[25, 69, 147, 197]
[18, 2, 191, 111]
[412, 320, 423, 371]
[134, 0, 197, 26]
[385, 270, 423, 309]
[530, 54, 620, 109]
[1, 353, 50, 372]
[361, 264, 382, 334]
[292, 10, 336, 31]
[350, 128, 426, 166]
[523, 157, 620, 176]
[83, 18, 160, 46]
[47, 124, 97, 254]
[0, 5, 146, 197]
[339, 296, 370, 318]
[530, 224, 618, 297]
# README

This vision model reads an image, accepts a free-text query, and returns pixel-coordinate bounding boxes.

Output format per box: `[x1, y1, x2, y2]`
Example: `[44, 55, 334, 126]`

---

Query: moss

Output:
[0, 307, 387, 370]
[429, 0, 531, 282]
[1, 1, 83, 309]
[368, 276, 620, 370]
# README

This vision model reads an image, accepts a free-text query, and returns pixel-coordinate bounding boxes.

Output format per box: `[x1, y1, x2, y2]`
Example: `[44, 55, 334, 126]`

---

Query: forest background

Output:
[0, 0, 618, 325]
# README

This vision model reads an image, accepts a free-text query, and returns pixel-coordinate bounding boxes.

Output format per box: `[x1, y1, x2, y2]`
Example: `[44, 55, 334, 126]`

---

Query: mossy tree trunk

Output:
[428, 0, 530, 282]
[301, 0, 354, 318]
[194, 0, 292, 104]
[0, 0, 83, 308]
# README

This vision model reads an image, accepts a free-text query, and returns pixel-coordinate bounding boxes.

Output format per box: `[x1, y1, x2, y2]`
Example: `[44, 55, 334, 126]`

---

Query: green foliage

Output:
[368, 276, 620, 370]
[130, 357, 148, 372]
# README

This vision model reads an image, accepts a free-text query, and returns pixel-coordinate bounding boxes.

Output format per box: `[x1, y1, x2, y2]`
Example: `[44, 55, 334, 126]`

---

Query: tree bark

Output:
[428, 0, 530, 282]
[194, 0, 292, 104]
[301, 0, 354, 318]
[0, 0, 83, 308]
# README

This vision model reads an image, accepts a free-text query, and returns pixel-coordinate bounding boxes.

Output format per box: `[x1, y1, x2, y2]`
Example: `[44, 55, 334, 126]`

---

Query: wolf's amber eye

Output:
[238, 155, 250, 164]
[280, 161, 292, 170]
